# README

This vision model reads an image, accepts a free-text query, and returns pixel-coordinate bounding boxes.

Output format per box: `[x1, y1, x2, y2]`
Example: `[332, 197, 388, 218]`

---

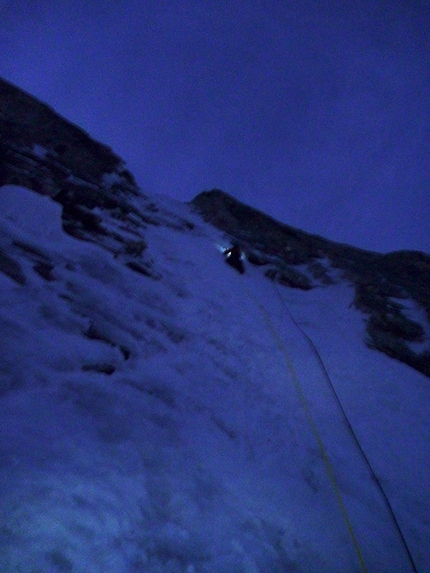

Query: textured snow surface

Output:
[0, 185, 429, 572]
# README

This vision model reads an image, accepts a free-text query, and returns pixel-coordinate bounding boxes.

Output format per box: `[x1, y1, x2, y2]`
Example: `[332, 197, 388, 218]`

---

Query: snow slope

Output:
[0, 185, 429, 572]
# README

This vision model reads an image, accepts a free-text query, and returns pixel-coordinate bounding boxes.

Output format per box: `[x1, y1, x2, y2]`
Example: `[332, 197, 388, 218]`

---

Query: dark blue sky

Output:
[1, 0, 429, 253]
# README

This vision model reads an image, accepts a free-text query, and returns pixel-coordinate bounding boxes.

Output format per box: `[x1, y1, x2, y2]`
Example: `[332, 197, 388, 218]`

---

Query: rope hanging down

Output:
[242, 283, 369, 573]
[272, 281, 419, 573]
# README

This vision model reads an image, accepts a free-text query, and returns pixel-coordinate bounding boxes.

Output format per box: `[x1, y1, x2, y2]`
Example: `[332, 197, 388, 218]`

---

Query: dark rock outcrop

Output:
[0, 77, 162, 278]
[0, 77, 138, 197]
[0, 248, 26, 284]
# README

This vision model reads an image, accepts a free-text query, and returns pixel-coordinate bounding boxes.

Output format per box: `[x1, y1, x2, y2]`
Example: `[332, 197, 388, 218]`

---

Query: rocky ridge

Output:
[191, 190, 430, 377]
[0, 78, 195, 281]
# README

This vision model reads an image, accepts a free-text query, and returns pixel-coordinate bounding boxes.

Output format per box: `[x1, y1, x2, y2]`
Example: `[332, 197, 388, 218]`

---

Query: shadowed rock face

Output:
[0, 77, 138, 197]
[191, 189, 430, 378]
[0, 78, 164, 278]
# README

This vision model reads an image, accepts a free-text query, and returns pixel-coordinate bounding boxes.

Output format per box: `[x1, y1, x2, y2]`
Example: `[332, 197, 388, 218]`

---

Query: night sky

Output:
[1, 0, 429, 253]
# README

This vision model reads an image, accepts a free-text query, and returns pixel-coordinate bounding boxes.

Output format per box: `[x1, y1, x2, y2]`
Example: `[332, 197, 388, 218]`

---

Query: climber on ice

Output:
[224, 244, 245, 274]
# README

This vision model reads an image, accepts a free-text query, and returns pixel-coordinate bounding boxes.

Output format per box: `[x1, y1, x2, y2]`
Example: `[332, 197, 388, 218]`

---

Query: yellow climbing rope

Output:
[246, 286, 368, 573]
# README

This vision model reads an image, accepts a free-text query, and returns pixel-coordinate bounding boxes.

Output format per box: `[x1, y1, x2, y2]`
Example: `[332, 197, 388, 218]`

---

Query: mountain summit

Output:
[1, 78, 429, 572]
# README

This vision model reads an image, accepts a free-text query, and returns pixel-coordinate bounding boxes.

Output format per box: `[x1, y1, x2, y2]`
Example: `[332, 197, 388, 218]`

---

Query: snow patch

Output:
[0, 185, 64, 242]
[32, 143, 49, 159]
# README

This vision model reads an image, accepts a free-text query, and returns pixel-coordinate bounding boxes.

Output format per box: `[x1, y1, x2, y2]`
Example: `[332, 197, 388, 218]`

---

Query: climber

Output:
[224, 243, 245, 274]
